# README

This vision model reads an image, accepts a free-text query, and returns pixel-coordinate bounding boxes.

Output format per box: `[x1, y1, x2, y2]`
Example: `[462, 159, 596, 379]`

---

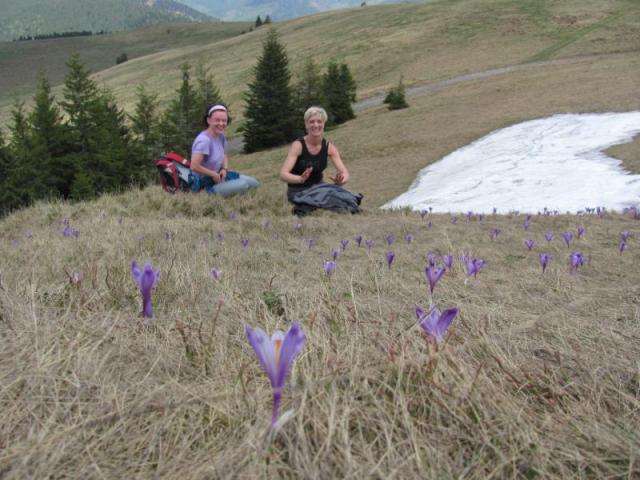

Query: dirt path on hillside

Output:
[226, 55, 615, 154]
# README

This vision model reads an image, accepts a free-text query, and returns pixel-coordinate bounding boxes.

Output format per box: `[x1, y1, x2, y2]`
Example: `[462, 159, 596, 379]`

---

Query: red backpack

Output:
[155, 153, 192, 193]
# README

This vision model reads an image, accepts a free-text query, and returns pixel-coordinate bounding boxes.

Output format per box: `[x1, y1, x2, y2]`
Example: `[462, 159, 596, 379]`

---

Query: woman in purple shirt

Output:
[190, 103, 258, 196]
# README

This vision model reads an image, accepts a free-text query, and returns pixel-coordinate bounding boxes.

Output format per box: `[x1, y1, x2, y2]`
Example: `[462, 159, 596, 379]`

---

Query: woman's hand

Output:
[299, 166, 313, 184]
[330, 170, 349, 185]
[219, 168, 227, 182]
[211, 172, 222, 184]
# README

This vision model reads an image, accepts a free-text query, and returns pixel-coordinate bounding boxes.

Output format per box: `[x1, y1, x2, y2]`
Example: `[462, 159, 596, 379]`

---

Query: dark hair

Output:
[203, 102, 232, 126]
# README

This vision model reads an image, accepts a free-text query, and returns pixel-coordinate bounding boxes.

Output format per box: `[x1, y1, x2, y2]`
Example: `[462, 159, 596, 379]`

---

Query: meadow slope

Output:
[1, 0, 640, 477]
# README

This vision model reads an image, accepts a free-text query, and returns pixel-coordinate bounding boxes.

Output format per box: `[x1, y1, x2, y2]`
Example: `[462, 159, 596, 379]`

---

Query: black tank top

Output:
[287, 137, 328, 198]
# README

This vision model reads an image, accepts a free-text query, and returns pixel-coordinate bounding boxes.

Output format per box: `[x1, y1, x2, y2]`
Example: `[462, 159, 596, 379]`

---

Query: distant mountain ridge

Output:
[0, 0, 213, 42]
[177, 0, 401, 21]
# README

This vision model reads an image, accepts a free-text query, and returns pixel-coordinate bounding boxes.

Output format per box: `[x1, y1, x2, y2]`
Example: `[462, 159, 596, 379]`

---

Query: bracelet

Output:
[220, 167, 228, 172]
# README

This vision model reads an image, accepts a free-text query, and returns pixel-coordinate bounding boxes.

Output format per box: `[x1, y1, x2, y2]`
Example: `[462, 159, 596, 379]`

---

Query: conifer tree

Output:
[264, 15, 272, 24]
[195, 63, 223, 113]
[130, 85, 162, 179]
[159, 62, 201, 156]
[255, 16, 263, 28]
[339, 63, 357, 103]
[383, 77, 409, 110]
[293, 58, 325, 124]
[243, 29, 296, 153]
[323, 61, 355, 126]
[29, 72, 71, 196]
[6, 101, 46, 210]
[0, 129, 19, 217]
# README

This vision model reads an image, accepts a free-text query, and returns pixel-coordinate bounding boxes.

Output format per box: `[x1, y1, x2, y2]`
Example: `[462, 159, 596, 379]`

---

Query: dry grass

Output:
[1, 1, 640, 476]
[1, 188, 639, 478]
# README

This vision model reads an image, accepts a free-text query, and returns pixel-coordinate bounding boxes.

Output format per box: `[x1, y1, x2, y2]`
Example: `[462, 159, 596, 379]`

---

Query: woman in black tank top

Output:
[280, 106, 351, 201]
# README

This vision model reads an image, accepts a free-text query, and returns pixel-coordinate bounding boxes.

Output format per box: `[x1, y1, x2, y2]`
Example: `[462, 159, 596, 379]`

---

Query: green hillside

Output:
[1, 0, 640, 477]
[0, 21, 250, 104]
[0, 0, 212, 42]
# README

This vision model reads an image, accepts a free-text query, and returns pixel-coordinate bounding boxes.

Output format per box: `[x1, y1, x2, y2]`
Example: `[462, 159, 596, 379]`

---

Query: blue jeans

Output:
[190, 171, 259, 197]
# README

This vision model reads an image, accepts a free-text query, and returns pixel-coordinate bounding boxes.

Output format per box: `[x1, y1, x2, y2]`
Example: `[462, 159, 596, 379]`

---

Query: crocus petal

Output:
[246, 325, 279, 387]
[274, 321, 305, 390]
[435, 308, 458, 340]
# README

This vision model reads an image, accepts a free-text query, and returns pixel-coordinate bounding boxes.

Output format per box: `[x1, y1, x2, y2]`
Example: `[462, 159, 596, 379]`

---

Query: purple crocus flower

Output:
[131, 261, 160, 319]
[341, 239, 349, 250]
[70, 271, 82, 285]
[489, 228, 501, 241]
[306, 239, 315, 250]
[419, 209, 428, 219]
[569, 251, 585, 273]
[427, 253, 437, 268]
[164, 231, 173, 240]
[24, 232, 33, 238]
[405, 234, 413, 244]
[241, 239, 249, 248]
[386, 234, 396, 246]
[366, 239, 374, 251]
[545, 233, 553, 243]
[523, 220, 530, 231]
[525, 239, 535, 251]
[385, 251, 395, 268]
[211, 269, 222, 280]
[539, 253, 551, 273]
[465, 258, 485, 278]
[425, 266, 445, 293]
[577, 227, 585, 238]
[418, 306, 458, 344]
[354, 235, 363, 247]
[245, 321, 305, 428]
[324, 260, 336, 276]
[427, 220, 432, 229]
[450, 216, 458, 224]
[620, 231, 631, 242]
[228, 211, 237, 219]
[619, 241, 626, 254]
[216, 232, 225, 241]
[442, 255, 453, 270]
[332, 249, 340, 260]
[563, 232, 573, 247]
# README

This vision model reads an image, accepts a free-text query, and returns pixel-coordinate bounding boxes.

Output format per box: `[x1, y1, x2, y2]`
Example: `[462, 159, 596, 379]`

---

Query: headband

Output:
[208, 105, 228, 116]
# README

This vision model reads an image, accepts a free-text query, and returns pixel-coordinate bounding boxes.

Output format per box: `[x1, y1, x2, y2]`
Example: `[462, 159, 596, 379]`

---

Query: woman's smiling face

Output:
[208, 110, 228, 134]
[305, 114, 325, 137]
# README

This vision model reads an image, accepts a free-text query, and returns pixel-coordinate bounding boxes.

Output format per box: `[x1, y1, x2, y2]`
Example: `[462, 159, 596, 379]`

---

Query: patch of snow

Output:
[383, 112, 640, 214]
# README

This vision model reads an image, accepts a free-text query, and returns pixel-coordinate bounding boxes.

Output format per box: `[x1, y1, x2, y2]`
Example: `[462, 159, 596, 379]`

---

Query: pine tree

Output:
[293, 58, 325, 125]
[130, 84, 161, 179]
[6, 101, 46, 210]
[243, 29, 296, 153]
[159, 62, 201, 156]
[264, 15, 272, 24]
[255, 16, 263, 28]
[60, 54, 100, 154]
[323, 61, 355, 126]
[29, 72, 72, 196]
[195, 62, 223, 112]
[383, 77, 409, 110]
[339, 63, 357, 103]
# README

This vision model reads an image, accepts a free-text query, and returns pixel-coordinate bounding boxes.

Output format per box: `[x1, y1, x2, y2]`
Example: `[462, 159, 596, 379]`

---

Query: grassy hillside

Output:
[0, 21, 251, 104]
[0, 0, 212, 42]
[1, 0, 638, 129]
[1, 0, 640, 477]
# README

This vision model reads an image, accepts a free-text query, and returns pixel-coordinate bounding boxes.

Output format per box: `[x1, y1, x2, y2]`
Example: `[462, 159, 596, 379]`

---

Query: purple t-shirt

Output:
[191, 131, 226, 176]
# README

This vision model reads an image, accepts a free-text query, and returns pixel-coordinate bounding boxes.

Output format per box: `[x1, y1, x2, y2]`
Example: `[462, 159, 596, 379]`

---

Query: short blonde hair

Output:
[304, 106, 328, 123]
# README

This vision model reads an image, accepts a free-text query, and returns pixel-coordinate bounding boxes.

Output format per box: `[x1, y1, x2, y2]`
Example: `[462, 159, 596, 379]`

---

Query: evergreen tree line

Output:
[0, 56, 222, 217]
[0, 29, 358, 216]
[14, 30, 109, 42]
[242, 29, 356, 153]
